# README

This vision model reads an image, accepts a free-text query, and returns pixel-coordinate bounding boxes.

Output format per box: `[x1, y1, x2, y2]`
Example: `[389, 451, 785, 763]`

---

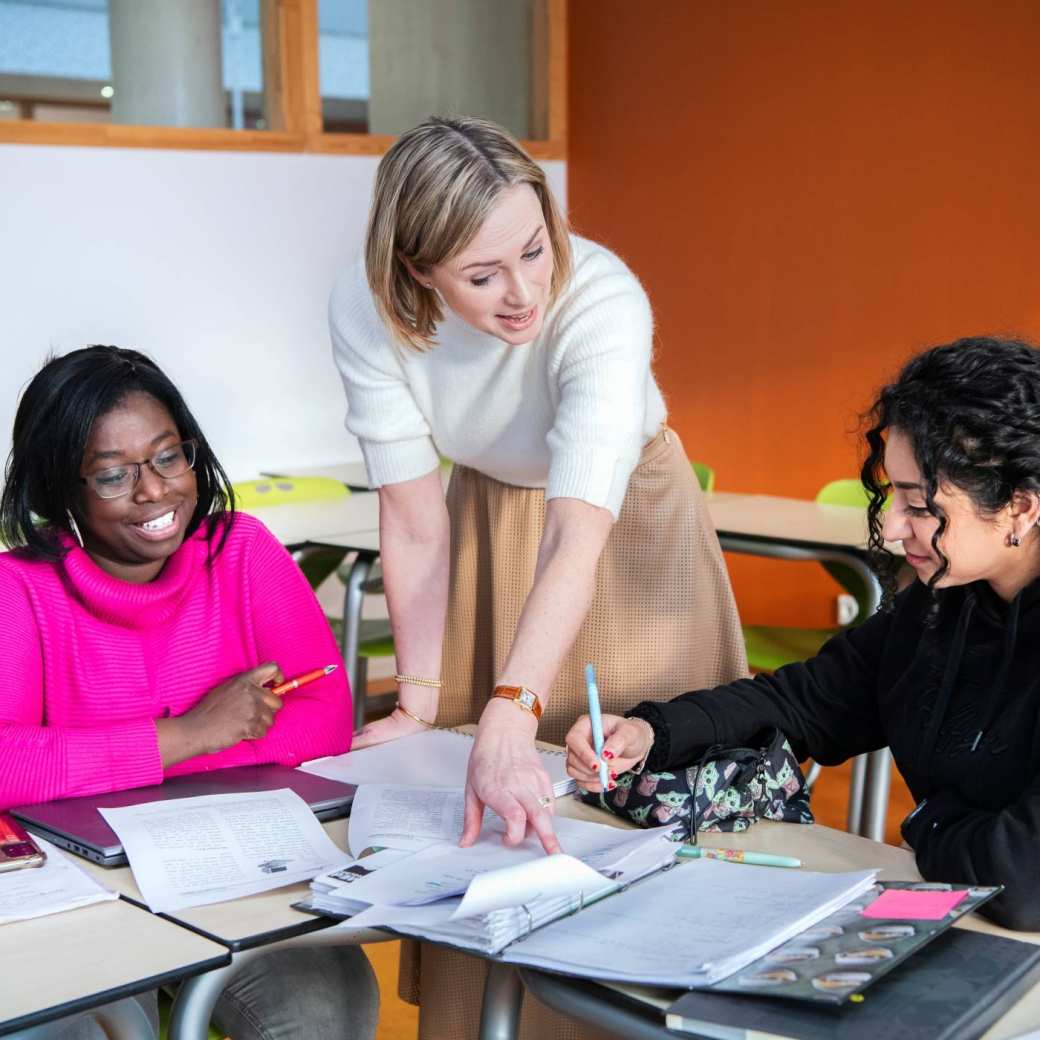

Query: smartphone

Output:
[0, 813, 46, 871]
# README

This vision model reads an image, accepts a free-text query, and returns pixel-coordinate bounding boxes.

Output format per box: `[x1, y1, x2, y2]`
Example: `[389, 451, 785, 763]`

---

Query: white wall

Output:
[0, 144, 566, 481]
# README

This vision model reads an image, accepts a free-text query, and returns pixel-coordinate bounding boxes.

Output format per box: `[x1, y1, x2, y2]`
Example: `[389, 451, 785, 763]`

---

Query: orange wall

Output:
[567, 0, 1040, 626]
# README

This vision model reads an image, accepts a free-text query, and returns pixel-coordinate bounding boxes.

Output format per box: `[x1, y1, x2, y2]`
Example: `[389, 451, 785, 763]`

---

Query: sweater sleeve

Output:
[901, 783, 1040, 931]
[237, 521, 352, 765]
[329, 260, 440, 487]
[545, 256, 656, 518]
[628, 603, 895, 773]
[0, 563, 162, 810]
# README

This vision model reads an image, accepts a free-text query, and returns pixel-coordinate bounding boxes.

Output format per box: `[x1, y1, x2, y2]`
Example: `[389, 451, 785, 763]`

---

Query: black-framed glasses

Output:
[79, 439, 197, 500]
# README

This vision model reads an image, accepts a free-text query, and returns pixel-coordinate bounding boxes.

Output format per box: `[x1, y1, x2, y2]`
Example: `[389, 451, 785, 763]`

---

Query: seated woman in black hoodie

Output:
[566, 336, 1040, 932]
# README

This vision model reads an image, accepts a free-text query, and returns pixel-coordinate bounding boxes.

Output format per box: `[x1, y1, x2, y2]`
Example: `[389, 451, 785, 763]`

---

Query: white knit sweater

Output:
[329, 235, 667, 518]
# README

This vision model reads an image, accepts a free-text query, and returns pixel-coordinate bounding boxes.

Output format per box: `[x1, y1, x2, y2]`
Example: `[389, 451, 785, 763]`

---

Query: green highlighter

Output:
[677, 846, 802, 868]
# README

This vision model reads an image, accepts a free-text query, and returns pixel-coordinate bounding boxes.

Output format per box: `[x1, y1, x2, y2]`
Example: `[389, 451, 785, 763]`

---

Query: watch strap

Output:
[492, 684, 544, 720]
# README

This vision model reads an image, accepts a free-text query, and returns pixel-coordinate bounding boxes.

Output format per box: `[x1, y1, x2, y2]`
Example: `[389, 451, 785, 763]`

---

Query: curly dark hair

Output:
[0, 345, 236, 560]
[861, 336, 1040, 609]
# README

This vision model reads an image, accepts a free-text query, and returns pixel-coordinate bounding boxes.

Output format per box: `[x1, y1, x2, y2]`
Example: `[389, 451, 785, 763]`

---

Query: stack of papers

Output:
[500, 859, 878, 986]
[307, 784, 679, 955]
[0, 837, 117, 925]
[304, 786, 876, 982]
[101, 788, 349, 913]
[299, 728, 575, 796]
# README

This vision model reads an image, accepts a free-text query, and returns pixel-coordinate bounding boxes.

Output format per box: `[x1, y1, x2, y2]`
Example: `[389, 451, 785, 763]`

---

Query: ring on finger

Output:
[537, 795, 552, 809]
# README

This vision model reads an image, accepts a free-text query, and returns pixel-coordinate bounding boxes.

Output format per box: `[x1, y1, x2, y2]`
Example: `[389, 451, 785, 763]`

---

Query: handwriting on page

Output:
[861, 888, 968, 920]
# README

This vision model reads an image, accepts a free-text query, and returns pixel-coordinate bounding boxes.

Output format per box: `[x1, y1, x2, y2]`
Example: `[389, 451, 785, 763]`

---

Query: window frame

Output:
[0, 0, 567, 159]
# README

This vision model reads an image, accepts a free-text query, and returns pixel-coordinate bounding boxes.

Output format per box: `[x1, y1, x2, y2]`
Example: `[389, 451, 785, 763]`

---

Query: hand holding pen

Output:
[158, 662, 338, 768]
[564, 710, 655, 791]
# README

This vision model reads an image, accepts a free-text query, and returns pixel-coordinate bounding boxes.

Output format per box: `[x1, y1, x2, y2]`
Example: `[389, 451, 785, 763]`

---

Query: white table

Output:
[239, 492, 378, 548]
[706, 491, 898, 843]
[495, 800, 1040, 1040]
[75, 818, 388, 1040]
[0, 896, 228, 1039]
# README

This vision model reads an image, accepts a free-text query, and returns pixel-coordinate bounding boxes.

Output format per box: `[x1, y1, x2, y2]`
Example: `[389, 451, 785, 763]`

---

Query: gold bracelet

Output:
[394, 702, 434, 728]
[393, 673, 443, 689]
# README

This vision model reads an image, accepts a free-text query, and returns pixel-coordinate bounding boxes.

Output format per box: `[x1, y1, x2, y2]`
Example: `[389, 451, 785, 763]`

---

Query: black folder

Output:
[665, 928, 1040, 1040]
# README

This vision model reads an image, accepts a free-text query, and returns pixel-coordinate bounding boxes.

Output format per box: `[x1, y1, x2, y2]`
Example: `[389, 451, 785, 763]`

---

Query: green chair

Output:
[691, 460, 715, 493]
[740, 479, 873, 674]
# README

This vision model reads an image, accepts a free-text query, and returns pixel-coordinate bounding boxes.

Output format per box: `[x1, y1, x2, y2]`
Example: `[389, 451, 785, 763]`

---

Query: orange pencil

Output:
[270, 664, 338, 696]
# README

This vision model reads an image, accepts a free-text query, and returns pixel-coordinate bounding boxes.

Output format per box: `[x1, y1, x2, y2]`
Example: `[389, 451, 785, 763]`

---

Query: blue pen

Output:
[584, 663, 610, 789]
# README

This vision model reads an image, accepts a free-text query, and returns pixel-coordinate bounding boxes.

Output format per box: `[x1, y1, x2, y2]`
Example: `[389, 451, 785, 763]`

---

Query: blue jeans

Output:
[34, 945, 378, 1040]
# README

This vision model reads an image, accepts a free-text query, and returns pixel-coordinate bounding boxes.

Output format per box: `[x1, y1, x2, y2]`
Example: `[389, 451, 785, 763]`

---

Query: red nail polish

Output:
[610, 771, 618, 780]
[603, 750, 614, 760]
[608, 781, 617, 790]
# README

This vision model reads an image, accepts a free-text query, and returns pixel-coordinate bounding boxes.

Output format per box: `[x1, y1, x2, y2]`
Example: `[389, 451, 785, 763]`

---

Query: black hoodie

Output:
[629, 578, 1040, 931]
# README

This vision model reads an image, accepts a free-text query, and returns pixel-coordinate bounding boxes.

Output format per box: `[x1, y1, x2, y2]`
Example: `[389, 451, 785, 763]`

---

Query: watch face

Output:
[519, 690, 536, 710]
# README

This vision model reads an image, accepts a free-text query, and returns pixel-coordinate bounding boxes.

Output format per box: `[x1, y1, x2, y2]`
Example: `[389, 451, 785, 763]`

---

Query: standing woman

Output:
[330, 117, 746, 1037]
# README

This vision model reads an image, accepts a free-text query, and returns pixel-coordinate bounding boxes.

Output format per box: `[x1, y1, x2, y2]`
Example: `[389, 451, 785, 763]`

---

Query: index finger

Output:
[565, 716, 599, 771]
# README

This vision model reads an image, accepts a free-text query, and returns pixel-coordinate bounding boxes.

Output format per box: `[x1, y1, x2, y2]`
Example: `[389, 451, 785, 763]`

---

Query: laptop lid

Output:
[10, 764, 356, 867]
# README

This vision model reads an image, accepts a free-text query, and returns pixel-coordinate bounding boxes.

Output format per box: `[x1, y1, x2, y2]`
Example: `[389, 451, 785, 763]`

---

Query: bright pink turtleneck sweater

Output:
[0, 512, 352, 810]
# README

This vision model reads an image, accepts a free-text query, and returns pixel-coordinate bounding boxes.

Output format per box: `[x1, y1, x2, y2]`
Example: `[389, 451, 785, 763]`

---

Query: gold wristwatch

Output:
[491, 685, 544, 720]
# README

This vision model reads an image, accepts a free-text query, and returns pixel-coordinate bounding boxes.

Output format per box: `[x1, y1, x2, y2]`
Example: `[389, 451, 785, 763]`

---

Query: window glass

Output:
[318, 0, 548, 140]
[0, 0, 269, 129]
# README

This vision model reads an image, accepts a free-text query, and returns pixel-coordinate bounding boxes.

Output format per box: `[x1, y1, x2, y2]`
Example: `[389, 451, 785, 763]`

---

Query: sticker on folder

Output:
[860, 888, 968, 920]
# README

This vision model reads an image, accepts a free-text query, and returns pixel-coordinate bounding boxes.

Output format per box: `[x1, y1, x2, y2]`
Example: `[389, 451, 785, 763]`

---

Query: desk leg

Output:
[860, 747, 893, 843]
[479, 963, 525, 1040]
[340, 551, 376, 733]
[846, 753, 866, 835]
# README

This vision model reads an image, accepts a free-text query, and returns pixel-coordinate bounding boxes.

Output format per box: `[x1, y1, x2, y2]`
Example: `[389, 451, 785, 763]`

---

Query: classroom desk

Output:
[238, 491, 378, 548]
[0, 896, 228, 1039]
[74, 817, 388, 1040]
[260, 461, 372, 492]
[706, 491, 896, 844]
[238, 494, 381, 722]
[503, 799, 1040, 1040]
[242, 487, 894, 837]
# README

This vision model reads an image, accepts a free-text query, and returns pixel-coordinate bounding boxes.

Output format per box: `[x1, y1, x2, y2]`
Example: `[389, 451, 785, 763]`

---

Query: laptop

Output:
[10, 764, 356, 867]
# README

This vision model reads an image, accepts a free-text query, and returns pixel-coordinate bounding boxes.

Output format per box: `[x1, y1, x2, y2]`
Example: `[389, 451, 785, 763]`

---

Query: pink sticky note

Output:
[861, 888, 968, 920]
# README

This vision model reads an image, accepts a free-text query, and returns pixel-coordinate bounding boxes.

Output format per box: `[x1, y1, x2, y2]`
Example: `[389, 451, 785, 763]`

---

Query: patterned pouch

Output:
[577, 726, 814, 839]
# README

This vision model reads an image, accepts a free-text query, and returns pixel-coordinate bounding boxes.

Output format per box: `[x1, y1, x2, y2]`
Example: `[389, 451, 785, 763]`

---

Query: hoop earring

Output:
[66, 509, 85, 549]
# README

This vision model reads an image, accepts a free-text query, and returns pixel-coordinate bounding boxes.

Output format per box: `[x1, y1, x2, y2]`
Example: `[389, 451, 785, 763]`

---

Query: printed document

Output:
[0, 837, 117, 925]
[300, 728, 574, 796]
[100, 788, 349, 913]
[307, 785, 680, 954]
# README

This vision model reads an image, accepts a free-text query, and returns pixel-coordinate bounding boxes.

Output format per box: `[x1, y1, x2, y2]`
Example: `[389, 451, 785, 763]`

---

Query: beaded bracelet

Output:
[393, 673, 443, 689]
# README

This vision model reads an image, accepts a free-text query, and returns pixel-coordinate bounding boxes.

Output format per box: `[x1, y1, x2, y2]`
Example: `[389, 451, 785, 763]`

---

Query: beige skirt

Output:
[403, 427, 748, 1039]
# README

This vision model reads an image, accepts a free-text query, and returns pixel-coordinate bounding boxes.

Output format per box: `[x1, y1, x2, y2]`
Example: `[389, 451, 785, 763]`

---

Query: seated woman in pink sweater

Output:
[0, 346, 377, 1040]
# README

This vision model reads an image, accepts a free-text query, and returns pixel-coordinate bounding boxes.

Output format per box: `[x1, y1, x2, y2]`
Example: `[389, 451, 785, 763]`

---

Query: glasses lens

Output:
[152, 441, 195, 478]
[91, 466, 136, 499]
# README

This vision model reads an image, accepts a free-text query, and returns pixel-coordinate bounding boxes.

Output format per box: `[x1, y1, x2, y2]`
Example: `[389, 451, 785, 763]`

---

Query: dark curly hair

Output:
[861, 336, 1040, 610]
[0, 345, 236, 560]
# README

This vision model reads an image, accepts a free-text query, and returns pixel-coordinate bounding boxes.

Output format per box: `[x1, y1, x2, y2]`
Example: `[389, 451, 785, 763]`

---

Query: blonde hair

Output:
[365, 116, 572, 351]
